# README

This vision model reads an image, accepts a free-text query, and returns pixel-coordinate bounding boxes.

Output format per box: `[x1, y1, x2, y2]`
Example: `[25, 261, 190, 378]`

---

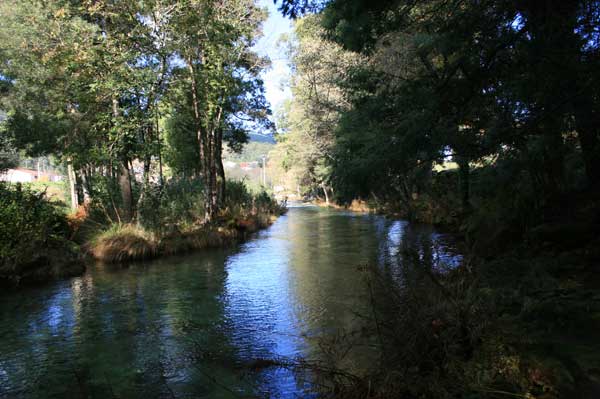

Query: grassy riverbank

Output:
[81, 179, 286, 263]
[0, 180, 285, 287]
[85, 211, 281, 263]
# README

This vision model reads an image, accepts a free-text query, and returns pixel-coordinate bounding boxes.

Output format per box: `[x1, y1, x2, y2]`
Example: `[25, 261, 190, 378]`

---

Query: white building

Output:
[0, 168, 63, 183]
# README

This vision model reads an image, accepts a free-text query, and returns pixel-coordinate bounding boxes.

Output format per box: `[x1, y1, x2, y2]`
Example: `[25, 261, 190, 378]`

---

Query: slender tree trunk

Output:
[67, 161, 79, 211]
[457, 156, 471, 212]
[187, 59, 207, 179]
[205, 107, 223, 223]
[137, 126, 152, 214]
[216, 127, 226, 205]
[321, 183, 329, 206]
[118, 160, 133, 223]
[156, 110, 164, 186]
[206, 127, 218, 222]
[143, 125, 152, 186]
[112, 97, 133, 222]
[81, 168, 92, 205]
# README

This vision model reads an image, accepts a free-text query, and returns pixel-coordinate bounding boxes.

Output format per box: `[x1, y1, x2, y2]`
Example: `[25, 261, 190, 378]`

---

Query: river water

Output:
[0, 205, 461, 398]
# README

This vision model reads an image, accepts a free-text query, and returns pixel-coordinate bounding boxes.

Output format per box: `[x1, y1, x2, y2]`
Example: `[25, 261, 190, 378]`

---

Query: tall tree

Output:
[167, 0, 270, 221]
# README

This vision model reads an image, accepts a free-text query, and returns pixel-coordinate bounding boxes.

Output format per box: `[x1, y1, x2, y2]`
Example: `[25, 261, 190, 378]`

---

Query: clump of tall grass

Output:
[88, 224, 157, 263]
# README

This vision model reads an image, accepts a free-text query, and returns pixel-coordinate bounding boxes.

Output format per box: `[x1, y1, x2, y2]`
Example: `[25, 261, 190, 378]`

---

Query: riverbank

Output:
[306, 189, 600, 397]
[0, 180, 286, 288]
[313, 198, 377, 214]
[0, 182, 85, 287]
[85, 211, 283, 263]
[309, 241, 600, 399]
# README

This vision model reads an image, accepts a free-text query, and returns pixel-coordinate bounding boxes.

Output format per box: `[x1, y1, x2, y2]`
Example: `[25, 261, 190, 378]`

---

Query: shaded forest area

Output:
[268, 0, 600, 398]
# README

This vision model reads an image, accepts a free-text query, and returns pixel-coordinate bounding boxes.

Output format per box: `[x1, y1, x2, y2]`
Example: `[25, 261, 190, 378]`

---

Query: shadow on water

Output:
[0, 206, 461, 398]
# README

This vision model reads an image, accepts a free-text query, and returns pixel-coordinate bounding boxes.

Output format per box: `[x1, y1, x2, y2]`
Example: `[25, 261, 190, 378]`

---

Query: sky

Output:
[253, 0, 293, 117]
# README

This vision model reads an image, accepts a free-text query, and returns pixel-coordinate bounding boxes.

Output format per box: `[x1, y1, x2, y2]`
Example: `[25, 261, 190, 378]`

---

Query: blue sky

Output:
[253, 0, 293, 114]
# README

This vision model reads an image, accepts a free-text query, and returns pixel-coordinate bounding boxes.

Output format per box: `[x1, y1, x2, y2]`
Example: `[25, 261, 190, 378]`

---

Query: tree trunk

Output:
[457, 156, 471, 212]
[321, 183, 330, 206]
[81, 168, 92, 205]
[216, 127, 226, 205]
[112, 96, 133, 223]
[205, 127, 218, 222]
[187, 59, 207, 179]
[67, 161, 79, 211]
[204, 106, 223, 223]
[118, 160, 133, 223]
[156, 110, 164, 186]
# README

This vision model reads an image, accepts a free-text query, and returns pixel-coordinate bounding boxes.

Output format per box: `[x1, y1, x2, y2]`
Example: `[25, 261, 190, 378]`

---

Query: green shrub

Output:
[224, 179, 284, 220]
[0, 182, 82, 285]
[137, 177, 205, 233]
[224, 179, 253, 214]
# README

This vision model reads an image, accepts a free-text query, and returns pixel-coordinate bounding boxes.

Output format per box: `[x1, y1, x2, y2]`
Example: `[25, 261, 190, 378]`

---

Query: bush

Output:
[0, 182, 83, 286]
[223, 179, 284, 220]
[137, 177, 205, 233]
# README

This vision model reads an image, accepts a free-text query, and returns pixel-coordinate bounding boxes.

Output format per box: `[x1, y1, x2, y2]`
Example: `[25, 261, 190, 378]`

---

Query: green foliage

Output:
[137, 177, 206, 234]
[275, 0, 600, 243]
[271, 16, 363, 200]
[1, 0, 272, 224]
[163, 108, 201, 177]
[0, 183, 81, 285]
[224, 180, 254, 210]
[224, 179, 284, 219]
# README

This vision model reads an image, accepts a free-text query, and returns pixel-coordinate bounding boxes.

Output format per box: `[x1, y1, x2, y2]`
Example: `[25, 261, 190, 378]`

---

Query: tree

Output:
[1, 0, 272, 224]
[275, 0, 600, 212]
[273, 15, 362, 201]
[166, 0, 270, 221]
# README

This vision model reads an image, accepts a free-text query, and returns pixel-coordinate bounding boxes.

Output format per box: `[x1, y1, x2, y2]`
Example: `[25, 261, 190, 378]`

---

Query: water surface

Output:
[0, 206, 460, 398]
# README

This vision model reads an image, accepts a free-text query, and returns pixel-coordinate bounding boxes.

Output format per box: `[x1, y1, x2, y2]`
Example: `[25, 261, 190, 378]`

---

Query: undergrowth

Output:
[86, 179, 285, 263]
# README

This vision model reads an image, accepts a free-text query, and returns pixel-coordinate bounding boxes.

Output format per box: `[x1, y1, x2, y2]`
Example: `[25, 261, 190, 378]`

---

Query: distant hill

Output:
[224, 141, 274, 163]
[248, 133, 275, 144]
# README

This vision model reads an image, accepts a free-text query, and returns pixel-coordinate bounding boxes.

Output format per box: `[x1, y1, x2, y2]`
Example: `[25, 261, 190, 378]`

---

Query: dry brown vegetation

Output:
[87, 213, 278, 263]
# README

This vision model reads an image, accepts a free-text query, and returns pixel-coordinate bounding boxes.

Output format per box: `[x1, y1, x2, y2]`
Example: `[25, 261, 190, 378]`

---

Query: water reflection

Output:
[0, 206, 461, 398]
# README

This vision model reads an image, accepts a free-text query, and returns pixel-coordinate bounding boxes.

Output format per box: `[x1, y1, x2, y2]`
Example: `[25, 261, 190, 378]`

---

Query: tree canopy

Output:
[0, 0, 271, 222]
[272, 0, 600, 217]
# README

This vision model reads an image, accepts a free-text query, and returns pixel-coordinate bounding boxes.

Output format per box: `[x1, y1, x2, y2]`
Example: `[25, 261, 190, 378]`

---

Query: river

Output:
[0, 205, 461, 398]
